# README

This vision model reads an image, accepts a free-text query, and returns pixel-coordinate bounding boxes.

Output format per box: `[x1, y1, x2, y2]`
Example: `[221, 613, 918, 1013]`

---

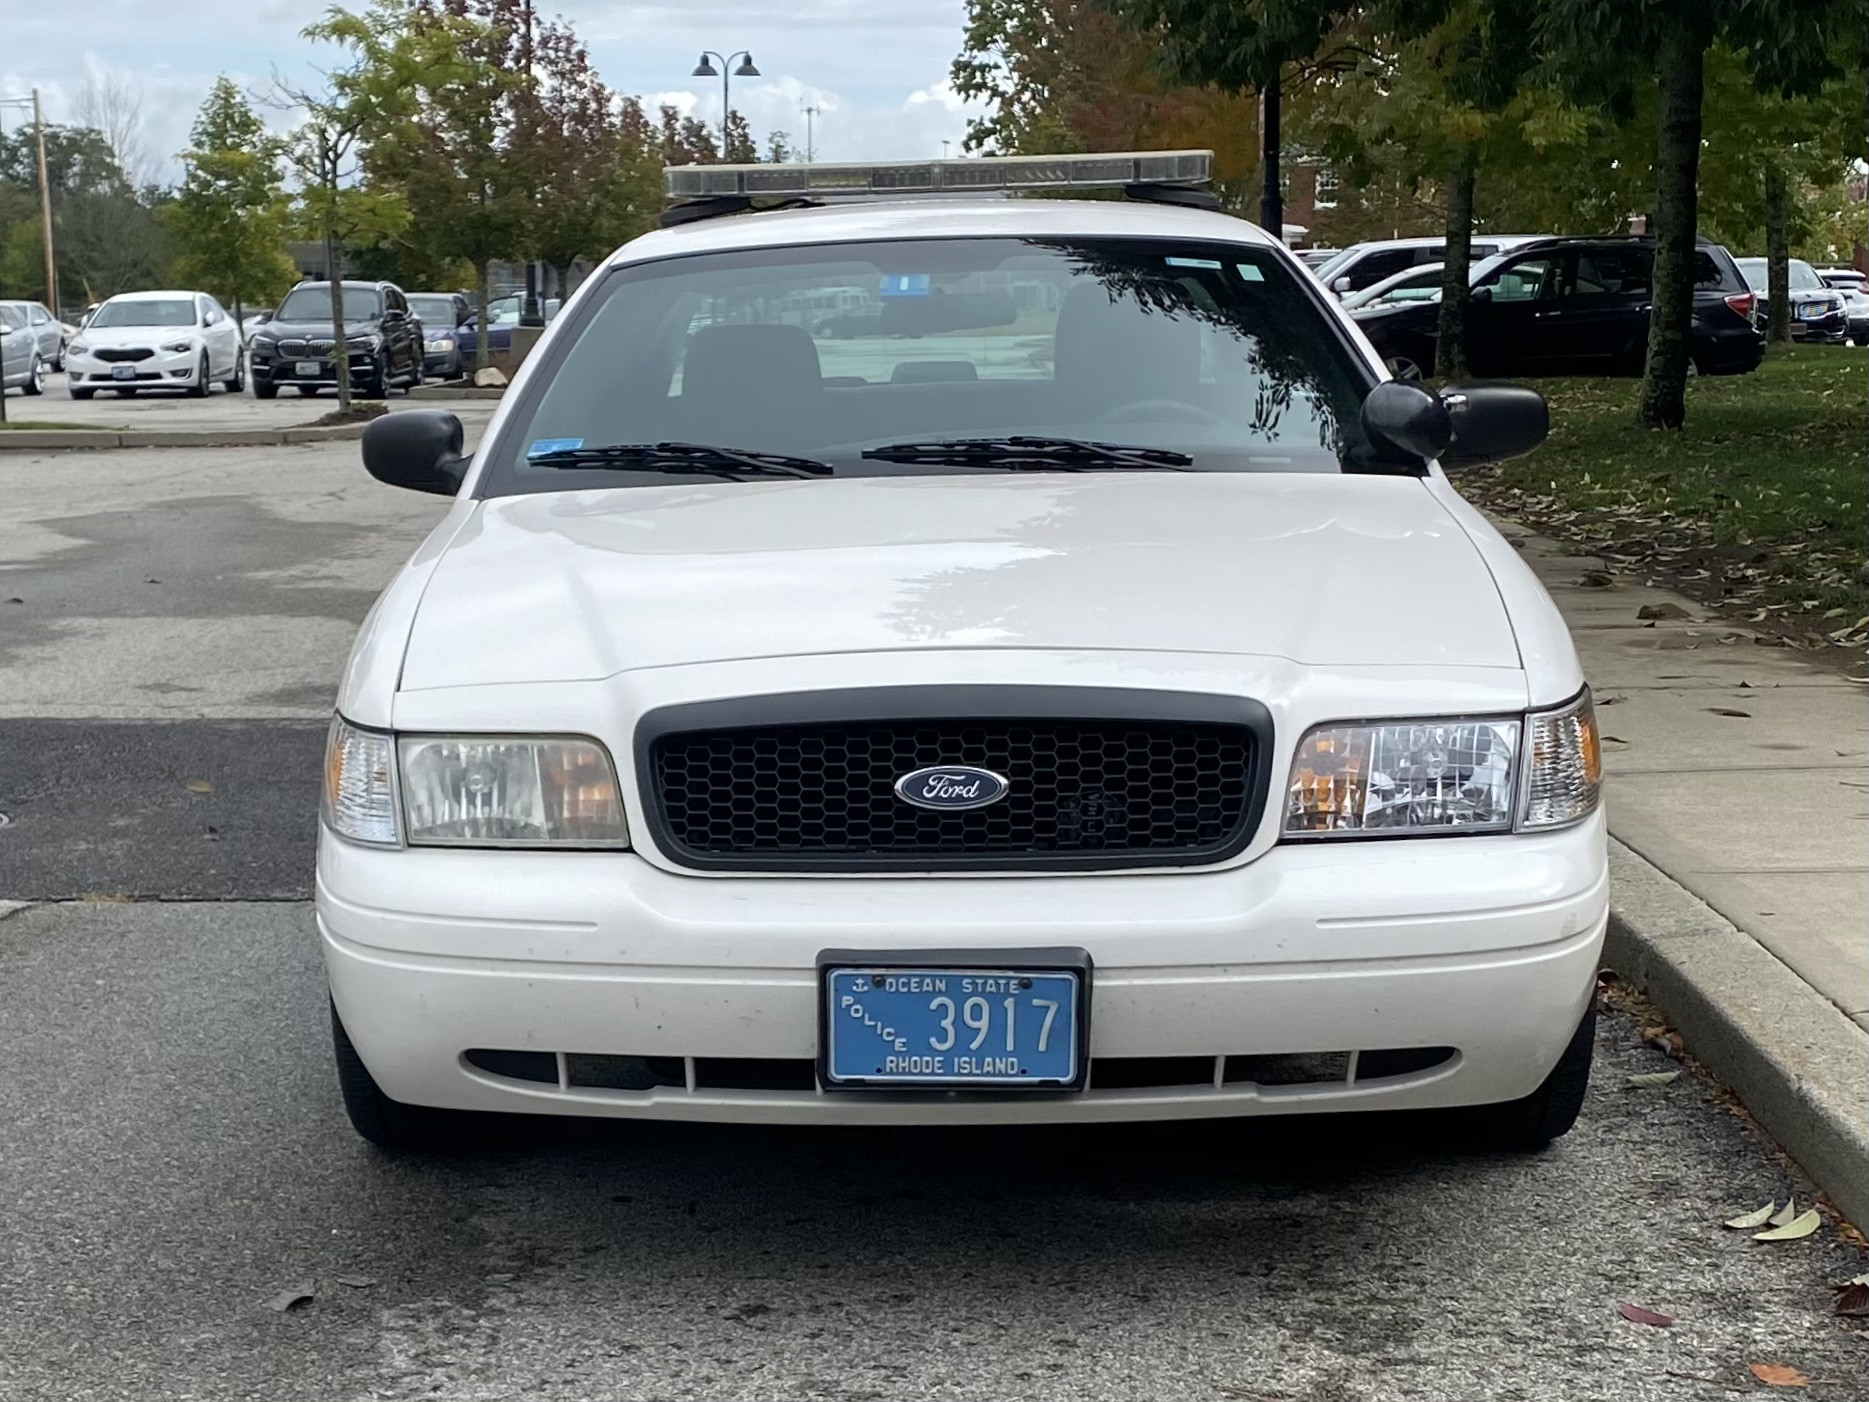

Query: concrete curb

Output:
[1603, 838, 1869, 1231]
[0, 424, 369, 452]
[407, 383, 504, 401]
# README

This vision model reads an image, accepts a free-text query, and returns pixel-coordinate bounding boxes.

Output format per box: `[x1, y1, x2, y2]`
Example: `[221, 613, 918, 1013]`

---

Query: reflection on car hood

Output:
[76, 323, 198, 345]
[399, 473, 1522, 689]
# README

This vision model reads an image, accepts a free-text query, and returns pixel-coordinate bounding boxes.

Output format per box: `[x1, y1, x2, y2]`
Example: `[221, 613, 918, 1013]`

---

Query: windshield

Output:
[407, 295, 459, 325]
[482, 236, 1382, 497]
[1736, 258, 1823, 293]
[1786, 260, 1823, 290]
[276, 286, 381, 321]
[90, 298, 197, 329]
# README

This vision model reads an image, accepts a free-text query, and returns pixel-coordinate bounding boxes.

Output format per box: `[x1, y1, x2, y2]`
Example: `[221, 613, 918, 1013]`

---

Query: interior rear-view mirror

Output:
[1437, 381, 1548, 467]
[362, 410, 469, 496]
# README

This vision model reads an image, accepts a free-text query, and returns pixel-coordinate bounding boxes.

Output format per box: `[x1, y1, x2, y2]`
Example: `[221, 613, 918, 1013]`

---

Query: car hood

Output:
[261, 318, 380, 338]
[77, 322, 200, 345]
[398, 473, 1523, 690]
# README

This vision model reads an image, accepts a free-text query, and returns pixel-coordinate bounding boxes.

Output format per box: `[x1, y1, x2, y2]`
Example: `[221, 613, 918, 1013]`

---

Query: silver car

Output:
[0, 303, 48, 396]
[0, 299, 64, 371]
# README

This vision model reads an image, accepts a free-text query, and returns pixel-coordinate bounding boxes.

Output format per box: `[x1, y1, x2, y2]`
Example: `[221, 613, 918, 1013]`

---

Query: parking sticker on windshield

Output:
[527, 437, 585, 458]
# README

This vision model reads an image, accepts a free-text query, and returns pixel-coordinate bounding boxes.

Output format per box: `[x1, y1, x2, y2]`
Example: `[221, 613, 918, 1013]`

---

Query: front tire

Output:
[187, 352, 210, 398]
[330, 1001, 477, 1152]
[253, 380, 278, 400]
[1463, 1000, 1596, 1151]
[70, 385, 95, 400]
[223, 351, 245, 393]
[22, 355, 44, 396]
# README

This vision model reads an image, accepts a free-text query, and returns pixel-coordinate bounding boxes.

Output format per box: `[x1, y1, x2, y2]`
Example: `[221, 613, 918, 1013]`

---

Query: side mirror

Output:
[257, 310, 273, 324]
[362, 410, 469, 496]
[1438, 381, 1548, 467]
[1360, 380, 1452, 461]
[1332, 276, 1352, 293]
[1468, 285, 1493, 303]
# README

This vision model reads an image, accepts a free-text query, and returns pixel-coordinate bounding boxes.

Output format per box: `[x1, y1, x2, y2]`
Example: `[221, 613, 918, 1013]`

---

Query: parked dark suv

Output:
[248, 280, 425, 399]
[1353, 237, 1763, 380]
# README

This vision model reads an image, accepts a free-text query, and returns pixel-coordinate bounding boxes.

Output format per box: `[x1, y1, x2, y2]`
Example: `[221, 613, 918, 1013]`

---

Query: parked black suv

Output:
[1353, 237, 1763, 380]
[248, 280, 425, 399]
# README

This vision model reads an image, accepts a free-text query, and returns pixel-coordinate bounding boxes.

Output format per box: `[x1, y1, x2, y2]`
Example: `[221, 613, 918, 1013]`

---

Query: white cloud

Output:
[2, 2, 983, 180]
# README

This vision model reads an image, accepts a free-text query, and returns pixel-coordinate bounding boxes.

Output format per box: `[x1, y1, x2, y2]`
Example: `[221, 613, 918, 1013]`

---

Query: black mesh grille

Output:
[648, 717, 1255, 869]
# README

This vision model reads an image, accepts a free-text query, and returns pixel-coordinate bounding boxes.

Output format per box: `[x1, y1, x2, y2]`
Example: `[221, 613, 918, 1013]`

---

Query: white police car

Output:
[321, 151, 1604, 1151]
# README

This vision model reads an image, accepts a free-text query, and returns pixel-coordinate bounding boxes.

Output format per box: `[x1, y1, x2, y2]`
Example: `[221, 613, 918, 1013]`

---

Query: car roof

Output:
[606, 197, 1282, 268]
[103, 289, 208, 301]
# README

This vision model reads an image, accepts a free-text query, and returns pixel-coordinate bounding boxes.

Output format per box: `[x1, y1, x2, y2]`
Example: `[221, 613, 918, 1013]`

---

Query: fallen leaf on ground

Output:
[1723, 1203, 1777, 1230]
[1753, 1209, 1821, 1242]
[1704, 707, 1751, 718]
[333, 1274, 376, 1289]
[265, 1280, 315, 1313]
[1617, 1302, 1673, 1327]
[1834, 1283, 1869, 1317]
[186, 780, 214, 794]
[1767, 1199, 1800, 1228]
[1748, 1363, 1810, 1388]
[1628, 1071, 1681, 1088]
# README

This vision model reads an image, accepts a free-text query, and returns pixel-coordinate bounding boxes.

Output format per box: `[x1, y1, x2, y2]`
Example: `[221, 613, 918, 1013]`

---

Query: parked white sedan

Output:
[322, 151, 1605, 1155]
[64, 290, 245, 399]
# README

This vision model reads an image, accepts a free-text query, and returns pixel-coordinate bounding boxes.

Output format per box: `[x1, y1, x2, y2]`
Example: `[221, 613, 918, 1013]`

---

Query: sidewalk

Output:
[1501, 522, 1869, 1224]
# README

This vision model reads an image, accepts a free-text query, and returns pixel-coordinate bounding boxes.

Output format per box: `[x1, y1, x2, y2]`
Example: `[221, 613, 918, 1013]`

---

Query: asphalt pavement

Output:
[1, 438, 1865, 1400]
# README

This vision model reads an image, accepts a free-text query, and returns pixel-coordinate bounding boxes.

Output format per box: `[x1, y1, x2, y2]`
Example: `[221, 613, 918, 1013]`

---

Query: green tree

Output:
[274, 23, 412, 411]
[162, 78, 298, 325]
[1534, 0, 1863, 427]
[314, 0, 529, 370]
[0, 123, 165, 308]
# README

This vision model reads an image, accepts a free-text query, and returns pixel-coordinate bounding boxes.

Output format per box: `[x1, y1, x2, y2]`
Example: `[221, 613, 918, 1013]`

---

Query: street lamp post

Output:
[800, 104, 819, 163]
[690, 50, 760, 153]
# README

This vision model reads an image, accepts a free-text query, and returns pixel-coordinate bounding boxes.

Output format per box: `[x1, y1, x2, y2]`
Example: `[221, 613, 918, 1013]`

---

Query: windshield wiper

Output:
[860, 435, 1194, 470]
[526, 442, 833, 479]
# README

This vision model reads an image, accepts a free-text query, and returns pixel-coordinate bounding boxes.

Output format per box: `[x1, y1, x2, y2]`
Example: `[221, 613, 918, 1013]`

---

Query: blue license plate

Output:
[822, 964, 1084, 1087]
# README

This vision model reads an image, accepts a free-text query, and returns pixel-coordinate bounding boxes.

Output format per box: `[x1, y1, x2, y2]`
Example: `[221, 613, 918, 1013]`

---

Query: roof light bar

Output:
[663, 149, 1213, 201]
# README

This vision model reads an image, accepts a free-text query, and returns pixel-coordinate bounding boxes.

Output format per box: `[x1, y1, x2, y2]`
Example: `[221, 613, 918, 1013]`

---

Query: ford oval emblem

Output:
[893, 765, 1010, 812]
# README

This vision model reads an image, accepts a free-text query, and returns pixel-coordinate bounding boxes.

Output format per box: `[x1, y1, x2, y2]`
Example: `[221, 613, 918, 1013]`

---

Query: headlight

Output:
[323, 717, 399, 845]
[250, 334, 276, 350]
[431, 337, 455, 352]
[69, 340, 90, 356]
[346, 335, 380, 351]
[1282, 689, 1601, 839]
[1285, 717, 1521, 837]
[399, 735, 629, 847]
[1520, 690, 1601, 829]
[162, 339, 194, 354]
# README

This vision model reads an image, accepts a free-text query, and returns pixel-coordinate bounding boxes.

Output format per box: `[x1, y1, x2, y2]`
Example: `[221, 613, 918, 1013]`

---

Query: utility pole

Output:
[801, 104, 819, 163]
[519, 0, 544, 328]
[33, 91, 56, 319]
[1258, 67, 1283, 243]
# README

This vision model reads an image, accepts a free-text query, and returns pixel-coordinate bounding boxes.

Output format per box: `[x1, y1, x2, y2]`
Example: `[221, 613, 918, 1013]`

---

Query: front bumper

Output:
[67, 347, 199, 388]
[251, 349, 381, 388]
[318, 812, 1608, 1126]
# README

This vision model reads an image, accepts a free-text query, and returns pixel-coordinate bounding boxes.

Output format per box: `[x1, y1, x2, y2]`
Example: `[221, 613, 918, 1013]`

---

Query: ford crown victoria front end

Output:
[317, 152, 1606, 1153]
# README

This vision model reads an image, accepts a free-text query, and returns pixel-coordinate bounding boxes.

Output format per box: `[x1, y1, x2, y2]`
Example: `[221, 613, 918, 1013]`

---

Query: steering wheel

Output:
[1094, 398, 1225, 425]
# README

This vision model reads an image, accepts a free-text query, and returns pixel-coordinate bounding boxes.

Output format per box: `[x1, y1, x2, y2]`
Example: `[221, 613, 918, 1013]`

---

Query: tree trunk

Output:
[1763, 160, 1790, 343]
[1434, 146, 1477, 380]
[325, 223, 352, 413]
[475, 262, 492, 372]
[1636, 11, 1708, 430]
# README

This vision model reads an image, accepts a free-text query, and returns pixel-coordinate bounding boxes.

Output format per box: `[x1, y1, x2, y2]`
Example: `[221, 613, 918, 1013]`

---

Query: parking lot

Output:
[4, 370, 486, 434]
[1, 436, 1863, 1401]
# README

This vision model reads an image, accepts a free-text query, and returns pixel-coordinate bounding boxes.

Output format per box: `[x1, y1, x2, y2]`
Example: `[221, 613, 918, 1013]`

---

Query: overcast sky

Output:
[0, 0, 983, 182]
